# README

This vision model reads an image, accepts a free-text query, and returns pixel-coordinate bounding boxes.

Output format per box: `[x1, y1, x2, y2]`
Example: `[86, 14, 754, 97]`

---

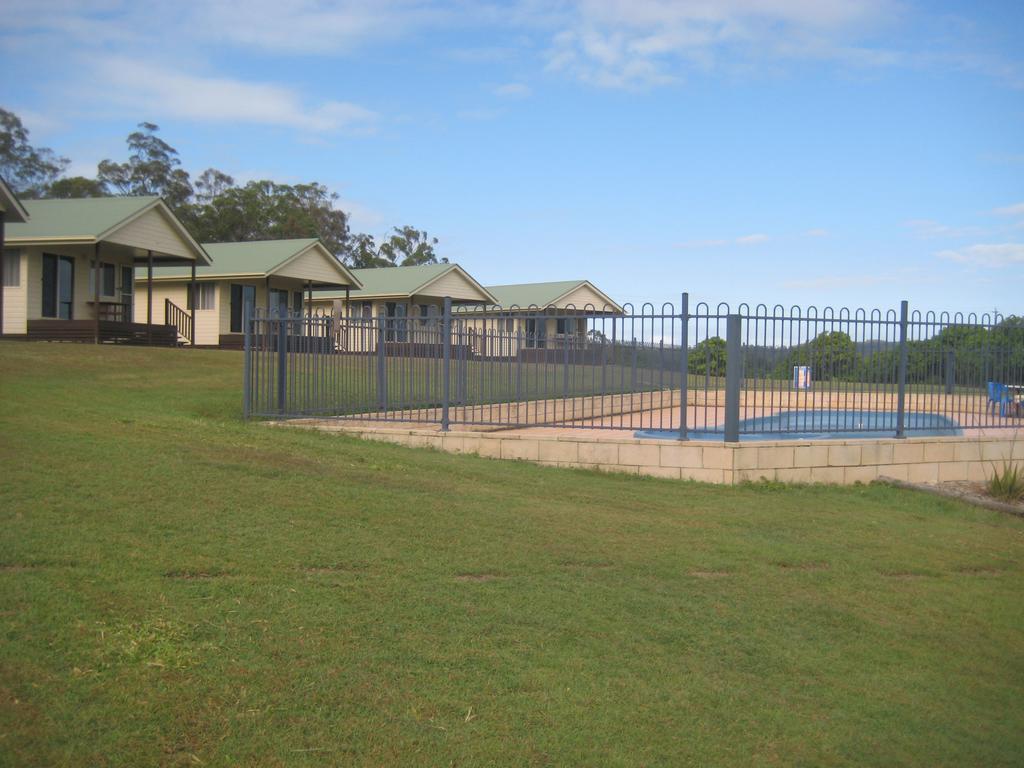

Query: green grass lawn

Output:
[1, 341, 1022, 766]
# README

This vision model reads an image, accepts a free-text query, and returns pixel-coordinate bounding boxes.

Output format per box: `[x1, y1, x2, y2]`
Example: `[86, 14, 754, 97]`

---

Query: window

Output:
[556, 317, 576, 335]
[230, 284, 256, 333]
[505, 318, 515, 333]
[120, 266, 133, 295]
[187, 282, 215, 310]
[360, 301, 373, 319]
[102, 263, 115, 296]
[268, 288, 289, 314]
[89, 262, 116, 297]
[293, 291, 304, 312]
[42, 253, 74, 319]
[2, 250, 19, 287]
[417, 304, 432, 326]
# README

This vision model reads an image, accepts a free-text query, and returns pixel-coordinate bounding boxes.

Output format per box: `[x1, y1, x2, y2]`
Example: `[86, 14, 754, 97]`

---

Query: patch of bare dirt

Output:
[303, 563, 366, 574]
[454, 573, 503, 582]
[953, 565, 1008, 576]
[163, 569, 228, 580]
[941, 481, 1024, 514]
[689, 570, 730, 579]
[879, 571, 929, 579]
[773, 561, 830, 572]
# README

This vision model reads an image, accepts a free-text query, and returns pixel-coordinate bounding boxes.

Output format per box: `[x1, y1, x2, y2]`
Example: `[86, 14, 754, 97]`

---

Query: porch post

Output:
[189, 260, 196, 347]
[0, 211, 5, 337]
[306, 280, 313, 319]
[146, 249, 153, 345]
[345, 287, 350, 319]
[93, 243, 101, 344]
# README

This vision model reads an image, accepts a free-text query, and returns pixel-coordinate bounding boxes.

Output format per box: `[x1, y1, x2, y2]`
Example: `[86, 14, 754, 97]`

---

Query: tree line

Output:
[0, 109, 440, 269]
[688, 323, 1024, 385]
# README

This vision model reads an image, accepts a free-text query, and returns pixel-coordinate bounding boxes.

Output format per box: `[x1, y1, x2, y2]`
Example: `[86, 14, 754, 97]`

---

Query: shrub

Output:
[988, 460, 1024, 502]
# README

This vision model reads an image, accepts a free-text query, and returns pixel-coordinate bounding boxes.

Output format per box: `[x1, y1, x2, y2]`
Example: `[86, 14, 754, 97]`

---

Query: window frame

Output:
[187, 282, 216, 311]
[2, 250, 20, 288]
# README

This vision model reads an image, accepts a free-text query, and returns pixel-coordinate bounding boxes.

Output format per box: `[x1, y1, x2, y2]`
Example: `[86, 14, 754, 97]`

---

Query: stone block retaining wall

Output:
[291, 421, 1022, 486]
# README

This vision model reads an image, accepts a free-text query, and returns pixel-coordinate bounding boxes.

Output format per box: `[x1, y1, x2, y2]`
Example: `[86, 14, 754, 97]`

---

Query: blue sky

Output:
[3, 0, 1022, 314]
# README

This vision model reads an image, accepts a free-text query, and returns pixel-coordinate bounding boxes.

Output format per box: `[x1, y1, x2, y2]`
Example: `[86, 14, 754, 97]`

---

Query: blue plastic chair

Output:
[988, 382, 1012, 417]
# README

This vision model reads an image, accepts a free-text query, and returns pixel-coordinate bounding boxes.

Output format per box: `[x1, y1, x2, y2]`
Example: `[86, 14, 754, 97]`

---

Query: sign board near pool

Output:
[793, 366, 812, 390]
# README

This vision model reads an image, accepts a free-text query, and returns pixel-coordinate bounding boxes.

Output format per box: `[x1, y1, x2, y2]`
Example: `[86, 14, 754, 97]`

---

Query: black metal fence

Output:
[243, 295, 1024, 439]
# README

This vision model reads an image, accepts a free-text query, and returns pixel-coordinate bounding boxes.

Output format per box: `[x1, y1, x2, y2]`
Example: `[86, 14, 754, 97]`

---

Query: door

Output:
[42, 254, 75, 320]
[120, 266, 133, 322]
[384, 302, 408, 342]
[525, 318, 546, 349]
[230, 284, 258, 333]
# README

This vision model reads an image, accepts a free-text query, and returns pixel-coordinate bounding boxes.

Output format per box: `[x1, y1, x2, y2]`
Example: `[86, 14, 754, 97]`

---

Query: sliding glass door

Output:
[42, 254, 75, 320]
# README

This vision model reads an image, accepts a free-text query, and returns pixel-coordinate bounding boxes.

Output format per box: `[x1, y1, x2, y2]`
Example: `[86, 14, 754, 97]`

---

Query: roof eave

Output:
[267, 241, 363, 289]
[0, 180, 29, 223]
[98, 198, 211, 266]
[414, 265, 498, 304]
[549, 281, 623, 314]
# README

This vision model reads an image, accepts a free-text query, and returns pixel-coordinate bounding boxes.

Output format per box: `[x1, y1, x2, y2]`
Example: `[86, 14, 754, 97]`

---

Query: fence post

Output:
[724, 313, 741, 442]
[516, 329, 524, 405]
[243, 301, 253, 419]
[562, 325, 570, 401]
[945, 348, 955, 395]
[678, 292, 689, 441]
[377, 321, 387, 411]
[441, 296, 451, 431]
[276, 309, 287, 414]
[896, 299, 909, 438]
[457, 324, 467, 404]
[631, 339, 638, 391]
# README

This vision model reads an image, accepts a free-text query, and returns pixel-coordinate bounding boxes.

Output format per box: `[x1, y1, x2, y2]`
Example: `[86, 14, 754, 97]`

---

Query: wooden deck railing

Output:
[164, 299, 193, 345]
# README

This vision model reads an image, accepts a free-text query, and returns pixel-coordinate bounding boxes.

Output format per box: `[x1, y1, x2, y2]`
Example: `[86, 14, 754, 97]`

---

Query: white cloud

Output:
[903, 218, 981, 239]
[545, 0, 900, 88]
[337, 197, 387, 230]
[675, 233, 769, 248]
[493, 82, 532, 98]
[937, 243, 1024, 268]
[993, 202, 1024, 217]
[90, 58, 377, 133]
[803, 228, 829, 237]
[194, 0, 447, 55]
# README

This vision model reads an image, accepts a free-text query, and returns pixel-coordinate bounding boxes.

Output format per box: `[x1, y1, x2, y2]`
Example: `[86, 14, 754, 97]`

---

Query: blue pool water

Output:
[635, 410, 962, 442]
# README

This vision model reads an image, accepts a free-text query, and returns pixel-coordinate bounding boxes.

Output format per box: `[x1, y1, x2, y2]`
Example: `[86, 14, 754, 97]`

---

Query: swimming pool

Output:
[635, 410, 962, 441]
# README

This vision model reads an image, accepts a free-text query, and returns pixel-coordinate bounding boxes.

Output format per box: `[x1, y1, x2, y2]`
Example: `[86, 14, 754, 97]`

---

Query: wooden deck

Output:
[25, 320, 178, 346]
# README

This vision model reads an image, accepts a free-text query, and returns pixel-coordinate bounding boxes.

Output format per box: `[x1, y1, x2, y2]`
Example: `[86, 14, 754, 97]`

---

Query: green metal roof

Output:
[138, 238, 360, 286]
[350, 263, 454, 295]
[7, 196, 161, 240]
[485, 280, 590, 308]
[149, 238, 315, 277]
[315, 262, 492, 301]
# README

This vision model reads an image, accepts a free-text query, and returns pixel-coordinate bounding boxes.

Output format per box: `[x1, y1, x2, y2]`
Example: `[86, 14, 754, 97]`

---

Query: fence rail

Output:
[243, 295, 1024, 439]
